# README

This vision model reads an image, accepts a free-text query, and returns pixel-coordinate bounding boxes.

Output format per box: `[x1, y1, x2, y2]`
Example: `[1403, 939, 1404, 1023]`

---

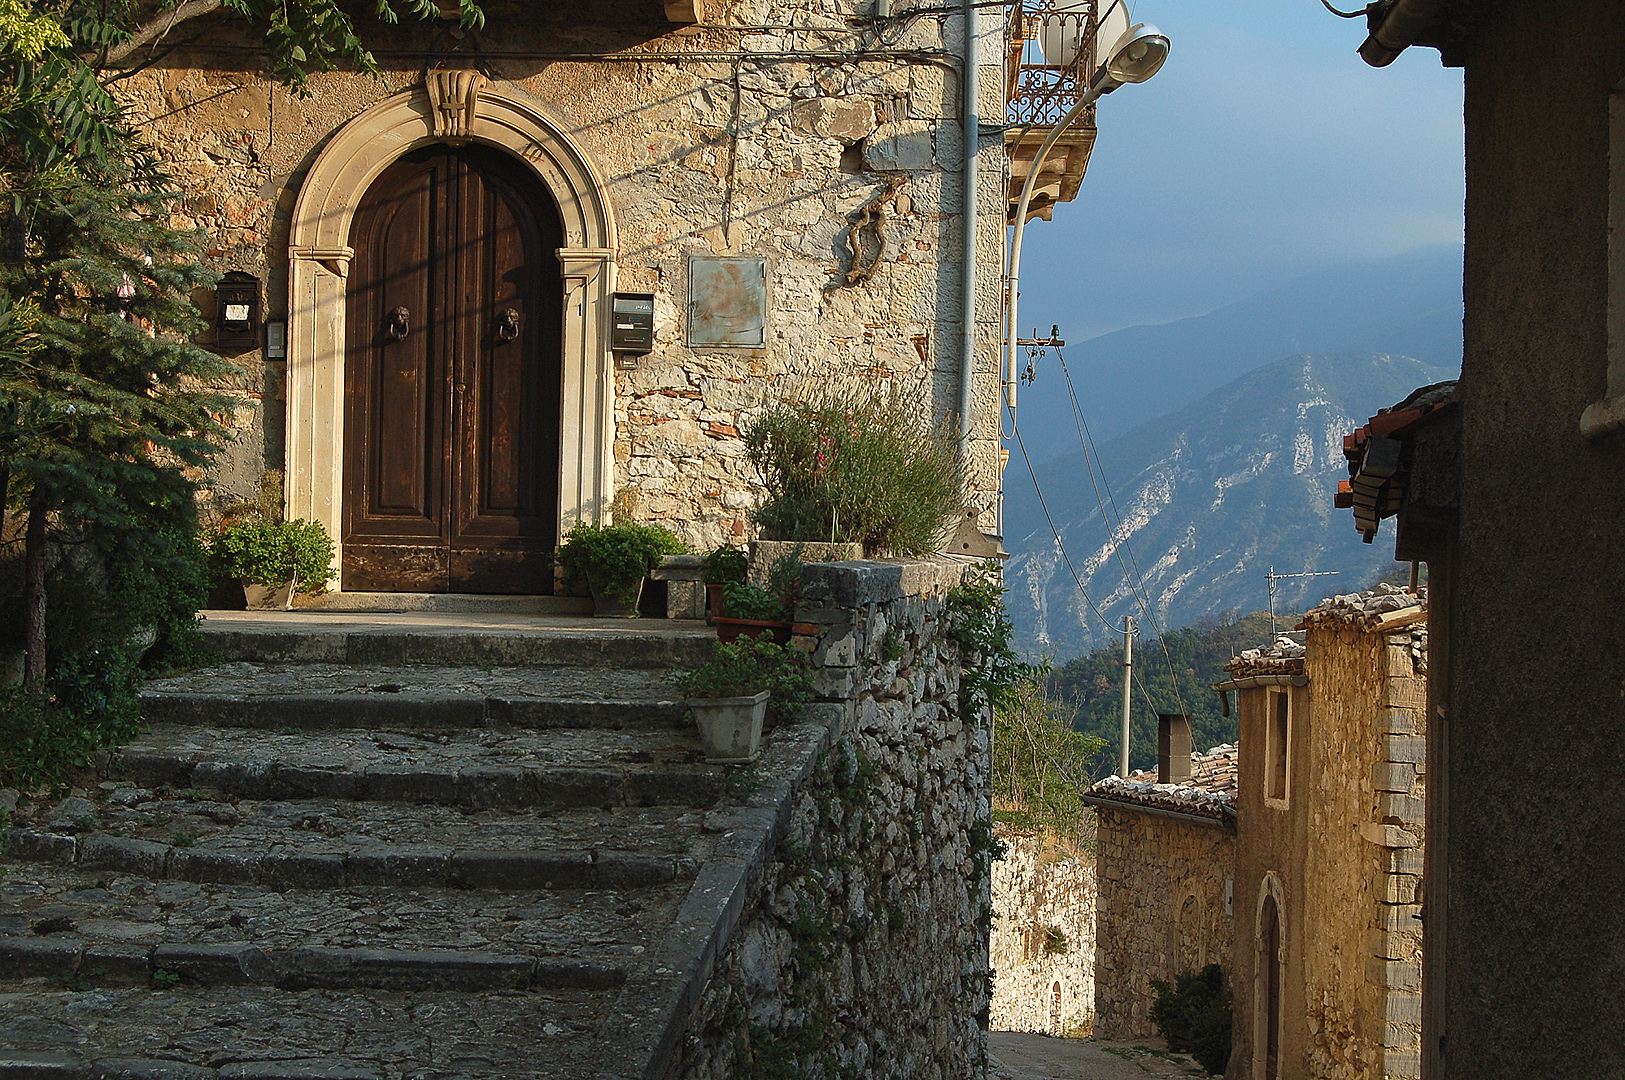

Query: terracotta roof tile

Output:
[1085, 744, 1239, 820]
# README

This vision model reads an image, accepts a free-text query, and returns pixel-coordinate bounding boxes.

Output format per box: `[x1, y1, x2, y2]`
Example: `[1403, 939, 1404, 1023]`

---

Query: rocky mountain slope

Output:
[1004, 352, 1452, 658]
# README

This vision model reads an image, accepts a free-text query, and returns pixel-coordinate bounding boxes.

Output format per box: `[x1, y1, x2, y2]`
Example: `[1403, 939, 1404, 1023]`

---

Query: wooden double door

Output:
[343, 144, 563, 593]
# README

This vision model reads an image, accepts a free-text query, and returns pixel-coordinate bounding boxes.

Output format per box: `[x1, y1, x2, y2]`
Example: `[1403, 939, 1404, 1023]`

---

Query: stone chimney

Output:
[1158, 714, 1193, 784]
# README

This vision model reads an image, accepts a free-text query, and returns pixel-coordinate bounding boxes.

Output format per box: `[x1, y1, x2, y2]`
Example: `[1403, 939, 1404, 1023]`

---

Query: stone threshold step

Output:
[101, 754, 721, 811]
[5, 831, 688, 892]
[0, 938, 624, 993]
[198, 615, 714, 670]
[289, 592, 593, 614]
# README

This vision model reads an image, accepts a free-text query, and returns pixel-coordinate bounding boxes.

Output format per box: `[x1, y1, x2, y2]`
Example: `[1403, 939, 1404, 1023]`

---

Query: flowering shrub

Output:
[743, 388, 961, 555]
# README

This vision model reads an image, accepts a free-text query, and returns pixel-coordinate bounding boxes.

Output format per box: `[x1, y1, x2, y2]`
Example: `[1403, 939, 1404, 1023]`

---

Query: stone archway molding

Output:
[285, 77, 617, 587]
[1252, 873, 1289, 1080]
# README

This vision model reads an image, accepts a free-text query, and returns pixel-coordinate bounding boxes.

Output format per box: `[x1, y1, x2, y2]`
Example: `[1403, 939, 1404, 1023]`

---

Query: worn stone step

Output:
[196, 611, 714, 670]
[0, 936, 624, 993]
[100, 725, 724, 810]
[3, 795, 706, 892]
[140, 664, 688, 731]
[0, 866, 684, 977]
[0, 983, 612, 1079]
[6, 831, 691, 893]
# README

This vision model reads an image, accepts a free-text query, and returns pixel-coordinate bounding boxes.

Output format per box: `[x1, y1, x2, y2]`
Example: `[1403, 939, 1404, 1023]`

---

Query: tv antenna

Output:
[1266, 565, 1340, 639]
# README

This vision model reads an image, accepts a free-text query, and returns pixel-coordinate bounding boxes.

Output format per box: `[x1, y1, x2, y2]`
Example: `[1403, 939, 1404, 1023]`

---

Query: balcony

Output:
[1005, 1, 1103, 224]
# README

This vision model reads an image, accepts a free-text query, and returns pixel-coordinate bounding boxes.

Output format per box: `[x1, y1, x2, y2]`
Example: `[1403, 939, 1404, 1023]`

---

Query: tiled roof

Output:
[1223, 634, 1305, 679]
[1085, 744, 1239, 821]
[1336, 381, 1458, 541]
[1298, 582, 1426, 630]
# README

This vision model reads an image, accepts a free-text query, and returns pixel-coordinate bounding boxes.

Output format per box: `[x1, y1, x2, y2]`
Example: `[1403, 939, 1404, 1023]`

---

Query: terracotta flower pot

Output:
[690, 690, 769, 763]
[705, 583, 727, 624]
[712, 616, 792, 645]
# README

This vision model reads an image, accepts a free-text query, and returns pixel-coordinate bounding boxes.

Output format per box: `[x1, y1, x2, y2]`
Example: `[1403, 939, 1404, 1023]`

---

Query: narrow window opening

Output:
[1267, 690, 1290, 803]
[1581, 79, 1625, 435]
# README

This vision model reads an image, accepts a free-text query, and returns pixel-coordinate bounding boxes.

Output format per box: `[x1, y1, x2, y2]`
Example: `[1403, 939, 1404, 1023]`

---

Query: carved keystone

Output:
[426, 69, 486, 140]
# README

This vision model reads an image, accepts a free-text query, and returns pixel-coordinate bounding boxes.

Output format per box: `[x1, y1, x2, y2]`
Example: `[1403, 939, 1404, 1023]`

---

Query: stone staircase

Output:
[0, 613, 818, 1080]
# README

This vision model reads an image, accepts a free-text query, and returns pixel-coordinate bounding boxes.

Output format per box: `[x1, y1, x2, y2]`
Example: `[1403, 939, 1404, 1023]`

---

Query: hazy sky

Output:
[1015, 0, 1466, 342]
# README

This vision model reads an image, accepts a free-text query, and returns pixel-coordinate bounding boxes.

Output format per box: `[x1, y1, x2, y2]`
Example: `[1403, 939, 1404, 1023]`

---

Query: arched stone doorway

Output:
[286, 76, 616, 591]
[342, 144, 563, 592]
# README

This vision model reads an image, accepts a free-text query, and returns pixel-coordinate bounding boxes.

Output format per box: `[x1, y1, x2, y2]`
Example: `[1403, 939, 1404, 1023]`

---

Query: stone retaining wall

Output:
[988, 831, 1096, 1036]
[676, 558, 991, 1080]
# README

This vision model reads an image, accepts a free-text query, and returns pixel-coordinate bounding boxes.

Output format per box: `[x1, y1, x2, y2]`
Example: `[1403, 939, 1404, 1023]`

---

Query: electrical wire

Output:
[1008, 405, 1124, 636]
[1050, 346, 1190, 717]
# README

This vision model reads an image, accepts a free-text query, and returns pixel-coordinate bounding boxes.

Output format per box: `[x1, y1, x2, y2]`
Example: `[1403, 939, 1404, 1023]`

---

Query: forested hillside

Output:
[1048, 609, 1278, 776]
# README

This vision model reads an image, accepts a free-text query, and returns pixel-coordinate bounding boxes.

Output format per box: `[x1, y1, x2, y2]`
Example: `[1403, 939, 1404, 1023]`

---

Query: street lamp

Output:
[1000, 16, 1168, 778]
[1004, 21, 1170, 412]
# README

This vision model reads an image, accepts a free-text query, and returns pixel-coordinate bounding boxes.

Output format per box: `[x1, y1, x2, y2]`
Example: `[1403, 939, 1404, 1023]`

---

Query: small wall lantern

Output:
[215, 271, 261, 353]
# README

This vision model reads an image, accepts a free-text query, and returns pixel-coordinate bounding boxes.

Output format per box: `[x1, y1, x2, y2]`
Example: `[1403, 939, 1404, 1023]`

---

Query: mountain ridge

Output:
[1017, 244, 1463, 455]
[1004, 351, 1452, 658]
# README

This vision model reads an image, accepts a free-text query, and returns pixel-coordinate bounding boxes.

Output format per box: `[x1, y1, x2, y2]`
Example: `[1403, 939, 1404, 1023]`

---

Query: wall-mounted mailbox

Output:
[611, 293, 655, 355]
[216, 271, 261, 353]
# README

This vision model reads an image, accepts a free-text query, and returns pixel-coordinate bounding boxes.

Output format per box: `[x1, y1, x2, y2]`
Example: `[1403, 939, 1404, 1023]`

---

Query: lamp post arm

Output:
[1004, 82, 1105, 415]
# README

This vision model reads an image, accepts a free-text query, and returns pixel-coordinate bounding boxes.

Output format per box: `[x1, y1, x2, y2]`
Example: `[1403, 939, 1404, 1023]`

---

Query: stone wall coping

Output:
[797, 557, 963, 611]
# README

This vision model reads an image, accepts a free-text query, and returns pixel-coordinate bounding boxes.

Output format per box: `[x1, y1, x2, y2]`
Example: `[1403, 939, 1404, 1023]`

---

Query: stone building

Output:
[1332, 4, 1625, 1077]
[1082, 734, 1238, 1040]
[1083, 586, 1427, 1077]
[111, 0, 1026, 593]
[1217, 587, 1427, 1080]
[988, 830, 1098, 1036]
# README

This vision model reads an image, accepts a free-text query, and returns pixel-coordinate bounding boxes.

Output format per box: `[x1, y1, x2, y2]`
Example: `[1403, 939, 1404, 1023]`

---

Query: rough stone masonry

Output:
[111, 1, 1009, 551]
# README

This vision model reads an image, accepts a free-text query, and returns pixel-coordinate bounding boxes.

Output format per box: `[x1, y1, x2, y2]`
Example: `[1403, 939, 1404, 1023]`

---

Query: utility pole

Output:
[1266, 566, 1340, 639]
[1119, 615, 1134, 777]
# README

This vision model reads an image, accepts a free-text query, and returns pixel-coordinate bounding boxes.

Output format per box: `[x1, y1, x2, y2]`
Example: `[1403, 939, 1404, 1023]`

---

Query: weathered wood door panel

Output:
[343, 145, 562, 593]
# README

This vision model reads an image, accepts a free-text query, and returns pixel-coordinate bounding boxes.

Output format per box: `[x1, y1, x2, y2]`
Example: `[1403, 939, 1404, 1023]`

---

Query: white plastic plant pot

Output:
[690, 690, 769, 764]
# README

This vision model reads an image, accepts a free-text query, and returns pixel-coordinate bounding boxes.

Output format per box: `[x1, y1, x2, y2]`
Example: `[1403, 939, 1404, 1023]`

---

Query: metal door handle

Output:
[385, 306, 410, 342]
[495, 307, 520, 344]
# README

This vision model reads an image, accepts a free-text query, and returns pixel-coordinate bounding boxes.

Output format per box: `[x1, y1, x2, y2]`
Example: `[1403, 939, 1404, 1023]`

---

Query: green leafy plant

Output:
[743, 385, 962, 556]
[555, 521, 686, 606]
[947, 560, 1043, 717]
[676, 637, 812, 726]
[700, 544, 749, 586]
[1043, 925, 1070, 955]
[210, 518, 335, 593]
[721, 581, 791, 622]
[993, 672, 1103, 852]
[1150, 964, 1233, 1076]
[151, 968, 181, 990]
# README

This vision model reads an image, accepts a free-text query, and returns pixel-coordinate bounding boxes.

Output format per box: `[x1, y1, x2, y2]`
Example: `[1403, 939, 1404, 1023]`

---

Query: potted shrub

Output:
[210, 518, 336, 609]
[742, 384, 963, 556]
[676, 637, 809, 763]
[556, 521, 687, 617]
[699, 544, 749, 624]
